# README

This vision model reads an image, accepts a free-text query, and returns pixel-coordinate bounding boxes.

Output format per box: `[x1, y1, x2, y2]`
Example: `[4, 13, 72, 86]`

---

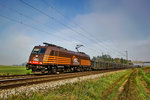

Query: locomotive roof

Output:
[43, 42, 67, 50]
[43, 42, 89, 57]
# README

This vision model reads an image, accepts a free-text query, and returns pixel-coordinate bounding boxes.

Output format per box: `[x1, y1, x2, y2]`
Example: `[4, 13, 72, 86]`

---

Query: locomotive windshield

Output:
[32, 48, 46, 54]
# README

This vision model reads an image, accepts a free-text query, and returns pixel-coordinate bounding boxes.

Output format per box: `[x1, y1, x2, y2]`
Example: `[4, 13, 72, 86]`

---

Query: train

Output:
[26, 43, 134, 73]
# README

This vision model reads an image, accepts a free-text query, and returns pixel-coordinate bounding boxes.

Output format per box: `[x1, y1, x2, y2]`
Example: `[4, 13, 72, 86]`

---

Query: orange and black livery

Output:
[26, 43, 91, 73]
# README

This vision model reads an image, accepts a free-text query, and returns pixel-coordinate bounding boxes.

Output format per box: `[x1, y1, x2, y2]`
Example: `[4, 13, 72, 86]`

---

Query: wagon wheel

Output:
[41, 69, 45, 73]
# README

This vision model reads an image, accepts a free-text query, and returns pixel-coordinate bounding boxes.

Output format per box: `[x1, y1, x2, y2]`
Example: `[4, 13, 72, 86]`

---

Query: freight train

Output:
[26, 43, 134, 73]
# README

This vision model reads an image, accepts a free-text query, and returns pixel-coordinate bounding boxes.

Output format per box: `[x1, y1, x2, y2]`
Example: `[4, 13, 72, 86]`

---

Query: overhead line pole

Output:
[125, 51, 128, 61]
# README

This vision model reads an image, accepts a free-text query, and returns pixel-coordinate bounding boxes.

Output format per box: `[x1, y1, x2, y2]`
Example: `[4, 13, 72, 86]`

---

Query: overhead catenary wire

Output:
[20, 0, 127, 59]
[1, 1, 134, 60]
[19, 0, 123, 58]
[0, 14, 101, 56]
[0, 3, 103, 56]
[41, 0, 126, 57]
[18, 0, 113, 55]
[0, 7, 78, 46]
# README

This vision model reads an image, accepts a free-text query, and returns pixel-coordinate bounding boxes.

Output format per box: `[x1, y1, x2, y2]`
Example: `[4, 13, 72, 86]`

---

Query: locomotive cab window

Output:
[32, 48, 40, 54]
[39, 48, 46, 54]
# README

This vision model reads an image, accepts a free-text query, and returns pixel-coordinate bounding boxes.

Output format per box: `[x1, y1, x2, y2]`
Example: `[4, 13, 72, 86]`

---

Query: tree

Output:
[114, 58, 121, 63]
[120, 58, 124, 64]
[92, 54, 134, 65]
[92, 54, 112, 62]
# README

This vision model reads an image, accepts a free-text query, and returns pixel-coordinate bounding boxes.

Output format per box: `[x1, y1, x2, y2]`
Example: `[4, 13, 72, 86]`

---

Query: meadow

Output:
[8, 69, 131, 100]
[0, 65, 32, 75]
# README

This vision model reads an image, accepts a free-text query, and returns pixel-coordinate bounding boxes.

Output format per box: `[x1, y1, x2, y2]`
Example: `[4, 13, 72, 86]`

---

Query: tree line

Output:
[92, 54, 133, 65]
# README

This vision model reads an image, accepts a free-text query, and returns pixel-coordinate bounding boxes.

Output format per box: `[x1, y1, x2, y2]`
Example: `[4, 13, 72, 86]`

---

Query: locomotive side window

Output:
[50, 50, 55, 56]
[39, 48, 46, 54]
[32, 48, 40, 54]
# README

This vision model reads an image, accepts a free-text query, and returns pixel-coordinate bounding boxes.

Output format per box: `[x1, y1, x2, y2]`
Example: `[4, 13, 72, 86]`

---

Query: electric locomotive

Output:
[26, 43, 91, 73]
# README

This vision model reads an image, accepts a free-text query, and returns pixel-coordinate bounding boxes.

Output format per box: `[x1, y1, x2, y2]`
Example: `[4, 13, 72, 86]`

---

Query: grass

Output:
[140, 68, 150, 89]
[146, 73, 150, 78]
[104, 69, 131, 100]
[119, 68, 150, 100]
[7, 70, 130, 100]
[0, 65, 32, 75]
[136, 72, 150, 100]
[142, 67, 150, 78]
[3, 68, 150, 100]
[142, 66, 150, 69]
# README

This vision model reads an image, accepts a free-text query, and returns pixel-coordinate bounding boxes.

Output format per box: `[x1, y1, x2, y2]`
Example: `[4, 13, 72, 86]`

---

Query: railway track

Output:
[0, 69, 123, 90]
[0, 74, 48, 80]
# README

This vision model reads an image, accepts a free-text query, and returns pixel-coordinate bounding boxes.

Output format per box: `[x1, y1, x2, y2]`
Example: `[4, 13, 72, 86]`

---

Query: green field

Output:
[1, 67, 150, 100]
[8, 70, 131, 100]
[0, 65, 32, 75]
[6, 68, 150, 100]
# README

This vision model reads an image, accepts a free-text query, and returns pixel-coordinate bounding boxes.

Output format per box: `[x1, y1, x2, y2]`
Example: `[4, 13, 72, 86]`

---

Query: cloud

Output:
[0, 0, 150, 65]
[39, 0, 150, 61]
[128, 36, 150, 61]
[68, 0, 150, 60]
[0, 26, 34, 65]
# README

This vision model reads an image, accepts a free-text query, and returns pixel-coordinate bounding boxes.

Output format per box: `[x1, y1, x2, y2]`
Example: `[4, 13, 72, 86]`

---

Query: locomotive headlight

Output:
[39, 62, 43, 64]
[33, 58, 39, 61]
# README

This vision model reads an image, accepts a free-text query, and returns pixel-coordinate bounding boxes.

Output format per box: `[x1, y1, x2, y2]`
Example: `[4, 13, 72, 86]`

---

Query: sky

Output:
[0, 0, 150, 65]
